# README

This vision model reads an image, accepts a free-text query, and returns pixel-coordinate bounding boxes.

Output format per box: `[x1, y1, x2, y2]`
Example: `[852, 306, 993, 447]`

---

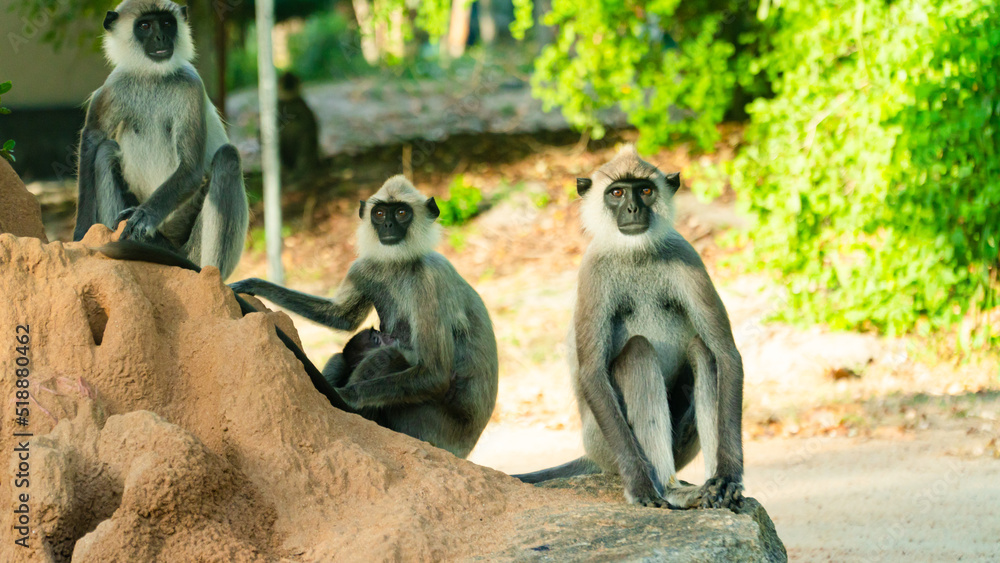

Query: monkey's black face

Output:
[604, 179, 657, 235]
[370, 203, 414, 245]
[134, 12, 178, 62]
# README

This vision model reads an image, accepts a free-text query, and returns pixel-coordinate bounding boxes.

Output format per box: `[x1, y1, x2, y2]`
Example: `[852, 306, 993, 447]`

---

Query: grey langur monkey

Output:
[230, 176, 499, 459]
[74, 0, 248, 280]
[514, 145, 745, 511]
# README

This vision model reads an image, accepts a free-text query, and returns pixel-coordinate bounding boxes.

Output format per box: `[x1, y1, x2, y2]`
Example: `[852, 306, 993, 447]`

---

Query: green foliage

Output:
[288, 12, 371, 82]
[526, 0, 760, 150]
[227, 26, 260, 92]
[733, 0, 1000, 349]
[438, 175, 484, 226]
[509, 0, 535, 41]
[684, 157, 729, 203]
[0, 81, 14, 163]
[228, 14, 371, 91]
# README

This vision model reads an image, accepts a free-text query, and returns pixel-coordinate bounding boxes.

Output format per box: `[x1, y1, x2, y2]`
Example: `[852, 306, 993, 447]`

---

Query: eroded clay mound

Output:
[0, 227, 543, 562]
[0, 228, 785, 562]
[0, 160, 48, 242]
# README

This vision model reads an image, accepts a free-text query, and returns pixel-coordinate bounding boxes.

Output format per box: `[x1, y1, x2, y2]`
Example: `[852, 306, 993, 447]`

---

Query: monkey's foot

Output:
[118, 206, 162, 242]
[625, 480, 679, 509]
[699, 476, 744, 511]
[629, 494, 673, 509]
[662, 484, 704, 509]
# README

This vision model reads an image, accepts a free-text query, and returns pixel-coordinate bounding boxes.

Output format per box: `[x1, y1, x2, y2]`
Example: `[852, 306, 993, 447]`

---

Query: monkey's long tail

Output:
[97, 240, 357, 413]
[512, 456, 602, 484]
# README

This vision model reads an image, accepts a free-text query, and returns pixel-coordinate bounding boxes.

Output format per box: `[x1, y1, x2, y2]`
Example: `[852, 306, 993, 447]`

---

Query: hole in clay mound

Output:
[80, 291, 109, 346]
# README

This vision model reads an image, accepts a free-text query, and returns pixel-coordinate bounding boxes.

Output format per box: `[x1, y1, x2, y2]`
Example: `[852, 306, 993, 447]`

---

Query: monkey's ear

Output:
[104, 11, 119, 31]
[358, 200, 366, 219]
[664, 172, 681, 195]
[577, 178, 593, 197]
[181, 6, 188, 20]
[426, 197, 441, 220]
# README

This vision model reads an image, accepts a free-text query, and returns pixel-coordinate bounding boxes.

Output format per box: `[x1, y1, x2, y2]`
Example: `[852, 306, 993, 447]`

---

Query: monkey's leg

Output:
[187, 145, 249, 280]
[660, 392, 706, 509]
[689, 336, 744, 510]
[93, 140, 138, 230]
[74, 130, 104, 241]
[321, 353, 351, 388]
[610, 335, 678, 504]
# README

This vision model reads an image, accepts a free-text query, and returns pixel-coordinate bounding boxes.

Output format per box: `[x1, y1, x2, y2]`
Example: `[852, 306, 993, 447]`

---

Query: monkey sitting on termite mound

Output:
[74, 0, 248, 280]
[514, 146, 746, 511]
[231, 176, 499, 459]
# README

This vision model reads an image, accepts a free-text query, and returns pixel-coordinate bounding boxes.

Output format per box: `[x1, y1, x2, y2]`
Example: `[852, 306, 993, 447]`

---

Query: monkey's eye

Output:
[610, 188, 624, 198]
[163, 20, 172, 27]
[641, 187, 653, 196]
[396, 209, 408, 219]
[374, 209, 386, 219]
[140, 22, 151, 31]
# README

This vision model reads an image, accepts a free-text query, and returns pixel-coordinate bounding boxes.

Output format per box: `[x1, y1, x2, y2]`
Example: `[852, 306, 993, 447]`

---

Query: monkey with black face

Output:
[74, 0, 249, 280]
[514, 146, 745, 511]
[230, 176, 499, 459]
[278, 72, 320, 181]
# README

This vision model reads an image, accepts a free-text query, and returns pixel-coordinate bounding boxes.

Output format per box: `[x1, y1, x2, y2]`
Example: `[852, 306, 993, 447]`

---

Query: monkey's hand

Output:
[117, 206, 163, 242]
[699, 475, 744, 511]
[229, 278, 265, 296]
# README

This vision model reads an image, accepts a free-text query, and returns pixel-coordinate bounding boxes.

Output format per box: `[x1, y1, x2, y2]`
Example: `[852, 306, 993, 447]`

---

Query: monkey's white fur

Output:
[356, 175, 442, 262]
[103, 0, 195, 76]
[580, 144, 677, 252]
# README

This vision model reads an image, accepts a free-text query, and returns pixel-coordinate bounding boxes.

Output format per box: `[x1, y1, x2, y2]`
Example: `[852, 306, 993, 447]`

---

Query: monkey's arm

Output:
[669, 257, 744, 484]
[74, 90, 108, 241]
[574, 270, 665, 504]
[340, 293, 455, 408]
[229, 272, 373, 332]
[120, 76, 208, 242]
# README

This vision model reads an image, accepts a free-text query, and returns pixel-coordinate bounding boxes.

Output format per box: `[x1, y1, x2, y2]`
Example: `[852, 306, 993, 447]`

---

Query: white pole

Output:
[255, 0, 284, 284]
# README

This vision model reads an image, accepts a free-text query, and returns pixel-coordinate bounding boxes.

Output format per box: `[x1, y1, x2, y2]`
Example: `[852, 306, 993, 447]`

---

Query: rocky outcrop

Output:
[0, 227, 785, 562]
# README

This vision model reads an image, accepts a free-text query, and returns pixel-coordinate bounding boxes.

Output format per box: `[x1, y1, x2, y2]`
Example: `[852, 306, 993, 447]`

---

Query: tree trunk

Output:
[447, 0, 472, 58]
[352, 0, 380, 64]
[214, 10, 228, 121]
[478, 0, 496, 45]
[387, 6, 405, 59]
[189, 1, 221, 108]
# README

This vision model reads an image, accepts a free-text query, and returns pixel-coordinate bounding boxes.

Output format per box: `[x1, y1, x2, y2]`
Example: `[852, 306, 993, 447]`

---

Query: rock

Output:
[0, 158, 48, 241]
[0, 230, 785, 561]
[504, 474, 787, 563]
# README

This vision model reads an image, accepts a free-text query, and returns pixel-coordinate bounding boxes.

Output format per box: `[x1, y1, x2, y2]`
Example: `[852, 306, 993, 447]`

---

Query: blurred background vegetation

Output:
[9, 0, 999, 351]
